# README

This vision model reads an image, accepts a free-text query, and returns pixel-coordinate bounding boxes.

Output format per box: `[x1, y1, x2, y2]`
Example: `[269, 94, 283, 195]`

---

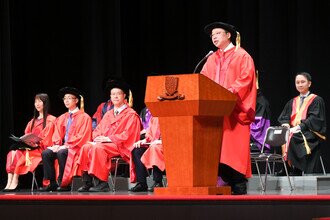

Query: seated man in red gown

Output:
[40, 87, 92, 191]
[77, 79, 141, 192]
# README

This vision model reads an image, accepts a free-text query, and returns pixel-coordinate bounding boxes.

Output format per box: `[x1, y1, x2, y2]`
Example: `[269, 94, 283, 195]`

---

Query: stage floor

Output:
[1, 190, 330, 220]
[1, 174, 330, 196]
[0, 188, 328, 196]
[1, 175, 330, 220]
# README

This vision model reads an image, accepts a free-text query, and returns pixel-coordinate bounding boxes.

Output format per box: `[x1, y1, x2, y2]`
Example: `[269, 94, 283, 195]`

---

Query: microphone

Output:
[193, 50, 214, 73]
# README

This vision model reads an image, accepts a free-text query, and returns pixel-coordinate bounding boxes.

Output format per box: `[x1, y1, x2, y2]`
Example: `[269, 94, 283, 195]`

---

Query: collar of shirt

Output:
[220, 42, 235, 52]
[300, 91, 310, 98]
[114, 104, 127, 115]
[69, 107, 79, 114]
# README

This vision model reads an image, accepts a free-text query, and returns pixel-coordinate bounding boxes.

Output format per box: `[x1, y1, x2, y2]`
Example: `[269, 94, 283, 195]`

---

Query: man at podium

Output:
[201, 21, 257, 195]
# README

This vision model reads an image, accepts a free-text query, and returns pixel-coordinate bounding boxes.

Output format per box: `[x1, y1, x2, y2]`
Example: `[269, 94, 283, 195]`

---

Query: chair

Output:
[251, 126, 293, 191]
[31, 170, 39, 191]
[31, 162, 43, 191]
[31, 162, 76, 191]
[319, 155, 327, 175]
[109, 156, 129, 191]
[302, 155, 327, 175]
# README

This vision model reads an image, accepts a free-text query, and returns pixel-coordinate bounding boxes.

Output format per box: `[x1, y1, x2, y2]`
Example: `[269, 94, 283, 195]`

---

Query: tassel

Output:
[312, 130, 326, 141]
[80, 95, 84, 112]
[235, 31, 241, 51]
[128, 90, 133, 108]
[256, 70, 259, 90]
[25, 150, 32, 166]
[300, 131, 311, 155]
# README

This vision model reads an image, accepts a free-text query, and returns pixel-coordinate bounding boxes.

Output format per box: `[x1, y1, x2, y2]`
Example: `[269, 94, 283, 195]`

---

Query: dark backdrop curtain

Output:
[1, 0, 14, 186]
[1, 0, 329, 187]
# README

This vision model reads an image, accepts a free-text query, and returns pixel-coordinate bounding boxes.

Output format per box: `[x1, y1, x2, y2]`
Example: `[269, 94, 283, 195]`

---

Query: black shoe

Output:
[2, 188, 18, 193]
[89, 181, 110, 192]
[2, 182, 20, 192]
[38, 184, 58, 192]
[77, 184, 92, 192]
[231, 181, 247, 195]
[148, 182, 164, 192]
[57, 185, 71, 192]
[130, 182, 148, 192]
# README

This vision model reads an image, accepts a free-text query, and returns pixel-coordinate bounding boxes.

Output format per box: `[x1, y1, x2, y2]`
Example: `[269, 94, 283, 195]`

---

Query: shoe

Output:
[130, 182, 148, 192]
[148, 182, 163, 192]
[2, 182, 20, 192]
[89, 181, 110, 192]
[231, 181, 247, 195]
[38, 184, 58, 192]
[77, 184, 92, 192]
[57, 186, 71, 192]
[2, 188, 18, 193]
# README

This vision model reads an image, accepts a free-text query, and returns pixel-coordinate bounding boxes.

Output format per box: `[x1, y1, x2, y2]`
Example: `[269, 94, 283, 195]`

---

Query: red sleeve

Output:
[24, 119, 33, 134]
[92, 102, 105, 125]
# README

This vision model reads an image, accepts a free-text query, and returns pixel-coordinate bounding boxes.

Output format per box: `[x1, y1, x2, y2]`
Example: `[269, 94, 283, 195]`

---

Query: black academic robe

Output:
[278, 94, 326, 172]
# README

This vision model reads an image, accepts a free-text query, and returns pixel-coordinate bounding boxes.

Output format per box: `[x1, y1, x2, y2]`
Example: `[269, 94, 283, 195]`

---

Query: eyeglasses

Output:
[210, 31, 227, 38]
[62, 97, 77, 101]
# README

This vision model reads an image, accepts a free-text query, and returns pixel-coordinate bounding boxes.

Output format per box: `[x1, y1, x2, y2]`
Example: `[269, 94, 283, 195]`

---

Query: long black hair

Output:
[30, 93, 50, 131]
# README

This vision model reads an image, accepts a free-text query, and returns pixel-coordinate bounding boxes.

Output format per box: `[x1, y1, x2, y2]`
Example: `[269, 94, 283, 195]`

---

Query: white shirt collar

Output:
[300, 91, 310, 98]
[220, 42, 235, 52]
[69, 107, 79, 114]
[114, 104, 127, 115]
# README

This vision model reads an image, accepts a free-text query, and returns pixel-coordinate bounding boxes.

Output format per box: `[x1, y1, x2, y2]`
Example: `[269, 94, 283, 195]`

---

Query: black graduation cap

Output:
[106, 79, 130, 98]
[58, 87, 82, 100]
[204, 22, 236, 37]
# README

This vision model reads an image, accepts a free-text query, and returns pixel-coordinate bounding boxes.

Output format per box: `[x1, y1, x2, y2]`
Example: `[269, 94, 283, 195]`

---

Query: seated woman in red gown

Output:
[3, 93, 56, 192]
[130, 116, 165, 192]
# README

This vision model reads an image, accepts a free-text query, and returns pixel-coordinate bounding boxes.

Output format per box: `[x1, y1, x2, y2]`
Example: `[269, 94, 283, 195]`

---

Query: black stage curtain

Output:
[1, 0, 329, 187]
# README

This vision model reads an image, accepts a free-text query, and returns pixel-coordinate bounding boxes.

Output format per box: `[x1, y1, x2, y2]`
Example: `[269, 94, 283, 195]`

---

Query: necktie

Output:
[299, 96, 305, 108]
[64, 113, 73, 142]
[114, 110, 119, 117]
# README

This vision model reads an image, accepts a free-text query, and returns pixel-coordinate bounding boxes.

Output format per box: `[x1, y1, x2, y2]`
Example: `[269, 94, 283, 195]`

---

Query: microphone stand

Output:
[193, 51, 214, 73]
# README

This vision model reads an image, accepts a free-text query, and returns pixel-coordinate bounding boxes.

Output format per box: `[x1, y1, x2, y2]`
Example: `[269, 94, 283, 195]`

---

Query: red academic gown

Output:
[6, 115, 56, 174]
[52, 110, 92, 187]
[78, 107, 141, 182]
[201, 46, 256, 177]
[130, 117, 165, 182]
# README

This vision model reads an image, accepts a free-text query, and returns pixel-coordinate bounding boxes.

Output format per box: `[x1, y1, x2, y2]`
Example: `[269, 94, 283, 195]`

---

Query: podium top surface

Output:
[144, 74, 237, 117]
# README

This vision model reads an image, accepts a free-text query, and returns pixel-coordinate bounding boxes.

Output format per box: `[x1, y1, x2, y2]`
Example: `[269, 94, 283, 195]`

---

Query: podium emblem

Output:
[157, 76, 185, 101]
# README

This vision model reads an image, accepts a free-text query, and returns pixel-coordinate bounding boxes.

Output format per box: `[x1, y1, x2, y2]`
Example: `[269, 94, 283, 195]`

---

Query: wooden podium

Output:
[145, 74, 237, 195]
